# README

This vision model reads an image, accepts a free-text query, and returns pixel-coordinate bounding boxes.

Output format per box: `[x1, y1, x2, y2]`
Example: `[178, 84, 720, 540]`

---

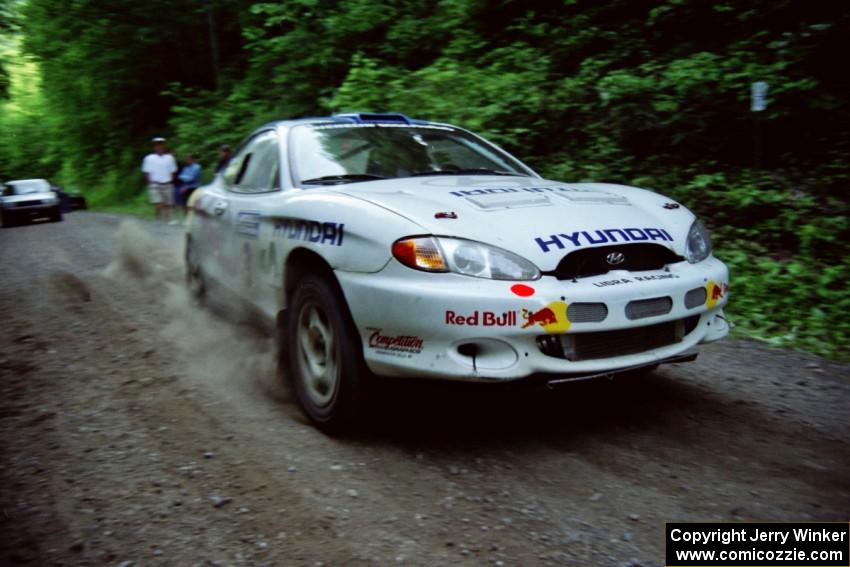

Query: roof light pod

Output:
[333, 113, 412, 124]
[392, 236, 540, 281]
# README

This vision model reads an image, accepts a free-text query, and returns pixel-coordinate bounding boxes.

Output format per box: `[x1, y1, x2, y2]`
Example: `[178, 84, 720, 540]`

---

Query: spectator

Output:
[176, 153, 202, 214]
[141, 137, 178, 223]
[215, 144, 232, 174]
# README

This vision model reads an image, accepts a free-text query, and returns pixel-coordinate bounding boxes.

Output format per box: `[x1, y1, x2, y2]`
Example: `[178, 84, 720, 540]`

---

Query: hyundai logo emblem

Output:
[606, 251, 625, 265]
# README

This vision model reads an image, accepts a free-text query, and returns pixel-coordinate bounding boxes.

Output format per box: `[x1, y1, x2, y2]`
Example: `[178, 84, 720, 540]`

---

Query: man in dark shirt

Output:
[215, 144, 232, 174]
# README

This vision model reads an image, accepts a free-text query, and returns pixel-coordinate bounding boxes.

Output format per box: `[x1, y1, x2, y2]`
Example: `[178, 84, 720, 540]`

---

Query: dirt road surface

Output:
[1, 212, 848, 567]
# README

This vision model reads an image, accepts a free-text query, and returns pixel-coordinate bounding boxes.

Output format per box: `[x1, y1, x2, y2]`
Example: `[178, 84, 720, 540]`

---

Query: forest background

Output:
[0, 0, 847, 357]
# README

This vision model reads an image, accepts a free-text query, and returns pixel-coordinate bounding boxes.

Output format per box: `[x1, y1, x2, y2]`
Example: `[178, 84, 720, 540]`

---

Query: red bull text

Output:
[445, 311, 518, 327]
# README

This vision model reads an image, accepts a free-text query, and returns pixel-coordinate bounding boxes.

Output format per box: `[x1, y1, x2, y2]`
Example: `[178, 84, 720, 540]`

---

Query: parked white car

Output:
[1, 178, 63, 227]
[185, 113, 730, 429]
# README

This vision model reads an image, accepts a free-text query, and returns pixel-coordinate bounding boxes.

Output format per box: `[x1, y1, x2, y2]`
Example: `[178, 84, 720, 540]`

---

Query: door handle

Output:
[213, 201, 228, 216]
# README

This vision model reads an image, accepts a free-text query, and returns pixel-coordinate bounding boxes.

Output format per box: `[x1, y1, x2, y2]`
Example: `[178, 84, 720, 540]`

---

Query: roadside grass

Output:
[88, 191, 154, 218]
[93, 198, 155, 218]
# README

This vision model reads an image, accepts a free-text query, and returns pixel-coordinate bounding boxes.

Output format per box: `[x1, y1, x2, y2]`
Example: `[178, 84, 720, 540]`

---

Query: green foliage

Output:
[0, 40, 59, 179]
[5, 0, 247, 187]
[0, 0, 22, 99]
[722, 247, 850, 356]
[4, 0, 849, 358]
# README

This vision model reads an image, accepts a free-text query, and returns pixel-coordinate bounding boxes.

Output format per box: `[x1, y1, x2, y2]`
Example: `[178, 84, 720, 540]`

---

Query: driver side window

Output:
[223, 130, 281, 193]
[222, 148, 248, 186]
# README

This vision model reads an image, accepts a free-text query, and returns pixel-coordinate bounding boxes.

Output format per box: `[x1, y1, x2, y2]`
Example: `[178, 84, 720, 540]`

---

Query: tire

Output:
[285, 272, 368, 431]
[0, 210, 15, 228]
[185, 238, 206, 304]
[51, 207, 63, 222]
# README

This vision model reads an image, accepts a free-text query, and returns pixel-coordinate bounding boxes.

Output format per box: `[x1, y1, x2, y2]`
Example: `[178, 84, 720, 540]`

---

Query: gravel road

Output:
[1, 212, 848, 567]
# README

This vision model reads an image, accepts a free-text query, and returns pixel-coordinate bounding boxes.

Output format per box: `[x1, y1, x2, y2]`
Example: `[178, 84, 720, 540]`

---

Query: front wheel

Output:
[50, 207, 63, 222]
[286, 273, 368, 431]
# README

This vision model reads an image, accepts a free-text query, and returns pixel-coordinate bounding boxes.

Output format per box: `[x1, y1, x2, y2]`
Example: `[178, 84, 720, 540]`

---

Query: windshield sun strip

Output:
[289, 123, 531, 185]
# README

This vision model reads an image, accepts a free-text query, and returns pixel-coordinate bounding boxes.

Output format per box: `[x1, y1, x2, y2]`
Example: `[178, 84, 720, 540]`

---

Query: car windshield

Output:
[4, 179, 50, 195]
[290, 124, 531, 185]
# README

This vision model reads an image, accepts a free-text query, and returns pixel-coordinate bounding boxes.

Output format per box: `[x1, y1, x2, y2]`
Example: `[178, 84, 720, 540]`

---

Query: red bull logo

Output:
[521, 301, 570, 334]
[706, 281, 729, 309]
[521, 307, 557, 328]
[712, 285, 723, 300]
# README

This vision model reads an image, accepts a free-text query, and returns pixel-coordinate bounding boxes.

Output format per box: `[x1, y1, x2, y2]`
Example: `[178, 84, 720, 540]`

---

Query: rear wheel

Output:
[0, 210, 13, 228]
[286, 272, 368, 431]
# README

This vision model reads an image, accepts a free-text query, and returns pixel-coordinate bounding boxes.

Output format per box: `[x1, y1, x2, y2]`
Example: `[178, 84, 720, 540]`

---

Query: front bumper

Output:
[3, 202, 59, 219]
[337, 256, 730, 381]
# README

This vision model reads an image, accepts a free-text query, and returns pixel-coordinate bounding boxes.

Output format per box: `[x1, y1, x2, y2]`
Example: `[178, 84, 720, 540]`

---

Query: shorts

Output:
[148, 183, 175, 206]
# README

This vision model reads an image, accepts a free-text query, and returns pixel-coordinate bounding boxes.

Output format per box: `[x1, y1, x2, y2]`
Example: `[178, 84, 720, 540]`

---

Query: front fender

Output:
[274, 190, 426, 273]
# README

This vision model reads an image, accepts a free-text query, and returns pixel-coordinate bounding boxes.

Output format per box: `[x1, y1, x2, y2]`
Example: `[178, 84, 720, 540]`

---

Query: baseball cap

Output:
[151, 137, 166, 143]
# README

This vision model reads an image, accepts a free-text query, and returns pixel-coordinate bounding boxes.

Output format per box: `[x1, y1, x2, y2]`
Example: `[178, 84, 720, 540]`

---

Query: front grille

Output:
[537, 315, 700, 361]
[567, 302, 608, 323]
[684, 287, 707, 308]
[548, 243, 683, 280]
[625, 296, 673, 320]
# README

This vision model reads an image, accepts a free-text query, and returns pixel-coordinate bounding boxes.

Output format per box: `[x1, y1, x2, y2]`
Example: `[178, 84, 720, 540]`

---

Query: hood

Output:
[1, 191, 57, 205]
[332, 176, 694, 270]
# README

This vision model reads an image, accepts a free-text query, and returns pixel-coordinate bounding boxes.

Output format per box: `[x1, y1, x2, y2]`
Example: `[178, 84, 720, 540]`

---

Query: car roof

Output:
[4, 178, 50, 184]
[256, 112, 449, 131]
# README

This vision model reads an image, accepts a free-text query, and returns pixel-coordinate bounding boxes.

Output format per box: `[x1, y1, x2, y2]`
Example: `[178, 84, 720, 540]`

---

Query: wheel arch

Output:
[280, 246, 363, 346]
[283, 247, 337, 306]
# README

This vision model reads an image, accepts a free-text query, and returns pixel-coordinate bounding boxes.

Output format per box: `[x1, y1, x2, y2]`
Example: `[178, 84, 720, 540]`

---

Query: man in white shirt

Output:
[141, 137, 178, 222]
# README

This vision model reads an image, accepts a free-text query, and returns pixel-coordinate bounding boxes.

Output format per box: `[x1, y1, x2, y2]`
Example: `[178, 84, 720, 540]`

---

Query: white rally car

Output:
[186, 113, 729, 428]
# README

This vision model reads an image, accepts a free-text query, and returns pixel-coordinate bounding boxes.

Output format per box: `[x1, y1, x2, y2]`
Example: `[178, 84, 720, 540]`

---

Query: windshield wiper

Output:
[300, 173, 388, 185]
[409, 168, 524, 177]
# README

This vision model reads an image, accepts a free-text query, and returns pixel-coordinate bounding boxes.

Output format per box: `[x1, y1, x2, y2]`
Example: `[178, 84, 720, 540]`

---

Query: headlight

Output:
[685, 220, 712, 263]
[392, 236, 540, 280]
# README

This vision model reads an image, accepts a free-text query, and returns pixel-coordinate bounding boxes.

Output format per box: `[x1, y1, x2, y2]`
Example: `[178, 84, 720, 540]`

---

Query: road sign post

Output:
[751, 82, 768, 170]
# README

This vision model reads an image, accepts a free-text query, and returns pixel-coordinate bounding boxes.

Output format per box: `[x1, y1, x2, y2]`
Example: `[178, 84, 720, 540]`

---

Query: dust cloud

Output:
[161, 284, 283, 401]
[102, 219, 178, 282]
[104, 220, 286, 402]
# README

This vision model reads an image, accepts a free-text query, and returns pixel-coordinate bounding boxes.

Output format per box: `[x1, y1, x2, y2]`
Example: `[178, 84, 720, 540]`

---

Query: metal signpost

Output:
[751, 81, 768, 170]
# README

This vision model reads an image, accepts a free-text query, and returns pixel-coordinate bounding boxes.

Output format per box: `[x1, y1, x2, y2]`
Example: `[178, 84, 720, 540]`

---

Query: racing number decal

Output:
[242, 241, 282, 290]
[259, 241, 279, 276]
